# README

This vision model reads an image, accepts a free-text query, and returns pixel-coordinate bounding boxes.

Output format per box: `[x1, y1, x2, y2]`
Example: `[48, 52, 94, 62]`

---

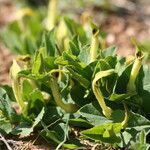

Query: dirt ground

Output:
[0, 0, 150, 149]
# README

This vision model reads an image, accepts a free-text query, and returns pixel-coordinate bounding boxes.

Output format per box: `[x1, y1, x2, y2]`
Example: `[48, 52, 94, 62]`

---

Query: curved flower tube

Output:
[46, 0, 58, 31]
[121, 103, 129, 128]
[49, 70, 78, 113]
[92, 69, 115, 118]
[90, 26, 100, 63]
[10, 60, 25, 111]
[127, 51, 144, 92]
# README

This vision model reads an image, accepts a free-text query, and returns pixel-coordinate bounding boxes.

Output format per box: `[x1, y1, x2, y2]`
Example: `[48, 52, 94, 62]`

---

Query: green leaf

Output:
[44, 56, 57, 71]
[22, 80, 34, 100]
[63, 139, 84, 149]
[41, 118, 69, 149]
[69, 118, 93, 128]
[63, 143, 82, 149]
[0, 87, 19, 123]
[64, 17, 87, 44]
[26, 89, 45, 115]
[67, 68, 90, 88]
[112, 110, 150, 131]
[69, 35, 81, 56]
[130, 130, 150, 150]
[81, 122, 122, 143]
[0, 13, 43, 55]
[32, 46, 50, 75]
[115, 63, 132, 94]
[127, 112, 150, 131]
[109, 93, 135, 102]
[44, 30, 56, 56]
[101, 46, 117, 58]
[32, 51, 43, 74]
[0, 28, 23, 54]
[70, 83, 92, 106]
[0, 88, 14, 120]
[78, 44, 91, 64]
[55, 51, 86, 71]
[137, 65, 150, 114]
[142, 65, 150, 92]
[104, 56, 117, 69]
[0, 120, 12, 134]
[79, 103, 111, 126]
[19, 107, 45, 136]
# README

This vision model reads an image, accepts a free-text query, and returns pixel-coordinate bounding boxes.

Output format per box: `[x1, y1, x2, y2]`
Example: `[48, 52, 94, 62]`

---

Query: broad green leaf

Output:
[79, 103, 111, 126]
[137, 65, 150, 114]
[44, 30, 56, 56]
[44, 56, 57, 71]
[127, 112, 150, 131]
[41, 121, 69, 149]
[69, 118, 93, 128]
[0, 12, 43, 55]
[43, 106, 63, 125]
[112, 110, 150, 131]
[142, 65, 150, 92]
[32, 51, 43, 74]
[115, 63, 132, 94]
[25, 89, 45, 115]
[70, 83, 92, 106]
[101, 46, 117, 58]
[31, 47, 48, 75]
[63, 52, 86, 70]
[19, 107, 45, 136]
[78, 44, 91, 64]
[0, 29, 23, 54]
[0, 87, 20, 123]
[0, 87, 15, 120]
[67, 68, 90, 88]
[69, 35, 81, 56]
[55, 51, 86, 71]
[63, 139, 84, 149]
[109, 93, 135, 102]
[104, 56, 117, 69]
[64, 17, 87, 44]
[81, 122, 122, 143]
[63, 143, 82, 150]
[0, 120, 12, 134]
[130, 130, 150, 150]
[22, 80, 34, 100]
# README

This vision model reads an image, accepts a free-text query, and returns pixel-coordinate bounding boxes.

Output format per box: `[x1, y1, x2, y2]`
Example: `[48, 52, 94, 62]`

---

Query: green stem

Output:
[127, 51, 143, 92]
[49, 76, 78, 113]
[46, 0, 58, 31]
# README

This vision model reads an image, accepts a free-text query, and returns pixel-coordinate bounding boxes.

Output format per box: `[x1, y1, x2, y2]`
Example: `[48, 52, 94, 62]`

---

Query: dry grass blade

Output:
[0, 133, 12, 150]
